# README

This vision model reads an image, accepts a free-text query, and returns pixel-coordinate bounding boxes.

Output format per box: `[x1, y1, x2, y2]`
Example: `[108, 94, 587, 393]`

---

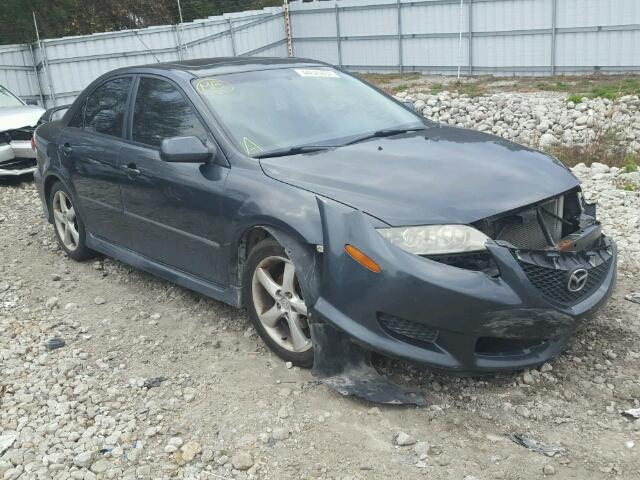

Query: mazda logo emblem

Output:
[567, 268, 589, 292]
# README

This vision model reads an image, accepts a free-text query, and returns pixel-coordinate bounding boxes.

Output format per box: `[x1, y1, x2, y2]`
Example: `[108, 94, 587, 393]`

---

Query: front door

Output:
[118, 75, 229, 283]
[58, 76, 133, 246]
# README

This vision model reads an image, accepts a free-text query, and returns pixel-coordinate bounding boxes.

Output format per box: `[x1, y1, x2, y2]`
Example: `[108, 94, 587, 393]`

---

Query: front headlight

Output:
[377, 225, 489, 256]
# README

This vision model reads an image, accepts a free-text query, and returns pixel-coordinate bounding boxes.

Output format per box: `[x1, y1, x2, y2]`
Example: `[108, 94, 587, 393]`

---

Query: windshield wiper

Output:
[255, 144, 340, 159]
[255, 126, 426, 159]
[346, 126, 426, 146]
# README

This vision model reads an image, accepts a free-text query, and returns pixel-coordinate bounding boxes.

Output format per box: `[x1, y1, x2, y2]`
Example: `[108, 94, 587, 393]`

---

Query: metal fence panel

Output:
[1, 0, 640, 108]
[557, 0, 639, 28]
[473, 0, 551, 31]
[402, 2, 467, 35]
[0, 44, 41, 104]
[556, 30, 640, 70]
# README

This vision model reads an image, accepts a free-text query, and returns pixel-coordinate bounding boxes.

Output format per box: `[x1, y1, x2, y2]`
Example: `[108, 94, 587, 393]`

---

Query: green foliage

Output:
[624, 153, 639, 173]
[536, 81, 570, 92]
[430, 83, 445, 94]
[621, 182, 639, 192]
[565, 78, 640, 102]
[0, 0, 282, 44]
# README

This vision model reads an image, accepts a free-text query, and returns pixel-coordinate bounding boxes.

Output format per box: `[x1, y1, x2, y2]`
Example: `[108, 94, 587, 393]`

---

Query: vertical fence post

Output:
[397, 0, 403, 73]
[283, 0, 293, 57]
[28, 43, 45, 106]
[173, 26, 184, 61]
[468, 0, 473, 75]
[227, 18, 237, 56]
[174, 0, 186, 60]
[550, 0, 557, 75]
[335, 4, 342, 67]
[456, 0, 464, 79]
[32, 12, 55, 108]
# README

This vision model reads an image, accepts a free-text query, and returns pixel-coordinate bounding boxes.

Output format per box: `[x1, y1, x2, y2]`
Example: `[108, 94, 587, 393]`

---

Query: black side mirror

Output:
[39, 105, 70, 125]
[160, 136, 213, 163]
[403, 101, 417, 112]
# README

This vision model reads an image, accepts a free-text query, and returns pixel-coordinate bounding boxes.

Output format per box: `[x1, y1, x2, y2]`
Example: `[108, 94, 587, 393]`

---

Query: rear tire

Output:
[48, 181, 94, 261]
[244, 238, 314, 368]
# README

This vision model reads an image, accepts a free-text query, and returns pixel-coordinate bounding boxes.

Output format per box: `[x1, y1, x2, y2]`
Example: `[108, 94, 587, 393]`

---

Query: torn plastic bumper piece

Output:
[310, 319, 426, 406]
[260, 226, 425, 405]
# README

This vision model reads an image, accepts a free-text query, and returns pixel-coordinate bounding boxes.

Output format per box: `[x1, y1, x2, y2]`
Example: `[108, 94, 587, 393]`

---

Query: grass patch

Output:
[564, 78, 640, 102]
[621, 182, 639, 192]
[430, 83, 445, 94]
[548, 128, 629, 169]
[454, 81, 487, 97]
[535, 81, 571, 92]
[567, 94, 584, 104]
[623, 153, 638, 173]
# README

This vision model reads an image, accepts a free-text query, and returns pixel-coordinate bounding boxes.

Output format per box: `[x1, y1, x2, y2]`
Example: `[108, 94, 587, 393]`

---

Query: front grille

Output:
[0, 158, 36, 170]
[518, 257, 612, 306]
[5, 128, 34, 141]
[378, 313, 439, 345]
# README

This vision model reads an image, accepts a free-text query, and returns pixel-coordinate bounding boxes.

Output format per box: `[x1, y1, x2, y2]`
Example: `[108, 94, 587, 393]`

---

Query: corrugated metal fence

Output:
[1, 0, 639, 108]
[291, 0, 640, 75]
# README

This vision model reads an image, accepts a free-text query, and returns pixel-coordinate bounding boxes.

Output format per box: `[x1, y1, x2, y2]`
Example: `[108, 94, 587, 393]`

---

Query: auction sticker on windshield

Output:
[195, 78, 235, 95]
[294, 69, 340, 78]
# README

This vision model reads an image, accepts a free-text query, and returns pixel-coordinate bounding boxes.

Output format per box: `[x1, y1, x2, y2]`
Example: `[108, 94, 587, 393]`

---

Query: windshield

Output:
[0, 85, 24, 108]
[193, 67, 424, 157]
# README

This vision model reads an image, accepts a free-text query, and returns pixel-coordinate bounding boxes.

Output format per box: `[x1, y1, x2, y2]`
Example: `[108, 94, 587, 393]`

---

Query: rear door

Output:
[118, 75, 230, 283]
[58, 76, 133, 245]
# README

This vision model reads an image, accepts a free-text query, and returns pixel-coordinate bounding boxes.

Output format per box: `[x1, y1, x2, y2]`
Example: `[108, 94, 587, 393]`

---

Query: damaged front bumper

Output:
[0, 141, 36, 176]
[312, 200, 616, 374]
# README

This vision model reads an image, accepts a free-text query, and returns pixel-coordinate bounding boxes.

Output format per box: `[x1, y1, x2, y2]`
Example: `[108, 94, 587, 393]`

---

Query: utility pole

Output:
[283, 0, 293, 57]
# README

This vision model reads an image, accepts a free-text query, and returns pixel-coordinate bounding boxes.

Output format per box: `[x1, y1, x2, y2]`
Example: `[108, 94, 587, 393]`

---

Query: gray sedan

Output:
[33, 57, 616, 379]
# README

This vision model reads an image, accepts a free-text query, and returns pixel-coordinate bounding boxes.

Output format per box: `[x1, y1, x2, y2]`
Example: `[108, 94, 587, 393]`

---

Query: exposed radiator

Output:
[497, 197, 564, 250]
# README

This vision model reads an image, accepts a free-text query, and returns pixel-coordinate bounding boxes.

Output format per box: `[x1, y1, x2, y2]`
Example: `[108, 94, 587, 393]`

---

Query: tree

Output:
[0, 0, 283, 45]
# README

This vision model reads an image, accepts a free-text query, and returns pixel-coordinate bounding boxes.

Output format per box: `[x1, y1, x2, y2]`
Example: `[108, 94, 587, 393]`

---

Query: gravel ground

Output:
[2, 98, 640, 479]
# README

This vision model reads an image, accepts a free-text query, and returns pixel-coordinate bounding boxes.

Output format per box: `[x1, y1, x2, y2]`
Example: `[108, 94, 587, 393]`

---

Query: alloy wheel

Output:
[251, 255, 312, 353]
[52, 190, 79, 251]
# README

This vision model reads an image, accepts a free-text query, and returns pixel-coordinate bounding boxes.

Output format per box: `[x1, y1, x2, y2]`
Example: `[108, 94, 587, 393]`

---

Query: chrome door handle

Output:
[122, 163, 140, 175]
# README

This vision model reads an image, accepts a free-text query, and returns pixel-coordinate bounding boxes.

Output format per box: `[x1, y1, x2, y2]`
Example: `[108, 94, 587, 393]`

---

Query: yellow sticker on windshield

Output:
[294, 68, 340, 78]
[243, 137, 263, 155]
[196, 78, 235, 95]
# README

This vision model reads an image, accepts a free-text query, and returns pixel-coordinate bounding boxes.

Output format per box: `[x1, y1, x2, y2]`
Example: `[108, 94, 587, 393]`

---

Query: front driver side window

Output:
[82, 77, 132, 137]
[132, 77, 208, 149]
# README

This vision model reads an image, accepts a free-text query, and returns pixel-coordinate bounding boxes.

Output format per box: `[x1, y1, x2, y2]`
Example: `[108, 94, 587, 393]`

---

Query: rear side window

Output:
[132, 77, 207, 148]
[83, 77, 132, 137]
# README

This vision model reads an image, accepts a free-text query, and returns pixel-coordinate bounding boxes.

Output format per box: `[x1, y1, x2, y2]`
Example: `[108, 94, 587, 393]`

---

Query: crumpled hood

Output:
[0, 105, 45, 133]
[260, 125, 580, 226]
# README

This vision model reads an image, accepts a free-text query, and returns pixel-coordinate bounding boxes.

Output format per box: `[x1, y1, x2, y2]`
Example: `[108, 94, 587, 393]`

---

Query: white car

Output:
[0, 84, 45, 177]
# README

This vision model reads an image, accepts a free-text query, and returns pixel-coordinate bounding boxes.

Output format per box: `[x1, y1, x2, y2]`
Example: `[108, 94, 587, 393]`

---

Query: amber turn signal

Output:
[344, 244, 381, 273]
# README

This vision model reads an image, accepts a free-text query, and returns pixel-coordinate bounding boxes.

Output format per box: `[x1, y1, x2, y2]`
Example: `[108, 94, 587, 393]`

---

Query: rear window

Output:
[83, 77, 132, 137]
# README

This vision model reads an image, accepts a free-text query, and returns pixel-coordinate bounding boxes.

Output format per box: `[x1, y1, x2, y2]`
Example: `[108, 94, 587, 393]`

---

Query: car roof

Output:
[110, 56, 332, 78]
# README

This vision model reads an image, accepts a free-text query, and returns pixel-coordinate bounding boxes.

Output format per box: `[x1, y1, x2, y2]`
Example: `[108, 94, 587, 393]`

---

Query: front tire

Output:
[244, 238, 314, 368]
[49, 181, 94, 261]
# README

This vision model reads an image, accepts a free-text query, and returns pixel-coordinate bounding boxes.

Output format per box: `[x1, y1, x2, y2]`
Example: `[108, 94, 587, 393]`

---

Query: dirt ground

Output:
[1, 170, 639, 480]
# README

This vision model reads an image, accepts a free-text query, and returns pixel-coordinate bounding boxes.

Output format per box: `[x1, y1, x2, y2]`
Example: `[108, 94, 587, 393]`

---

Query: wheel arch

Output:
[43, 173, 64, 222]
[235, 223, 322, 308]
